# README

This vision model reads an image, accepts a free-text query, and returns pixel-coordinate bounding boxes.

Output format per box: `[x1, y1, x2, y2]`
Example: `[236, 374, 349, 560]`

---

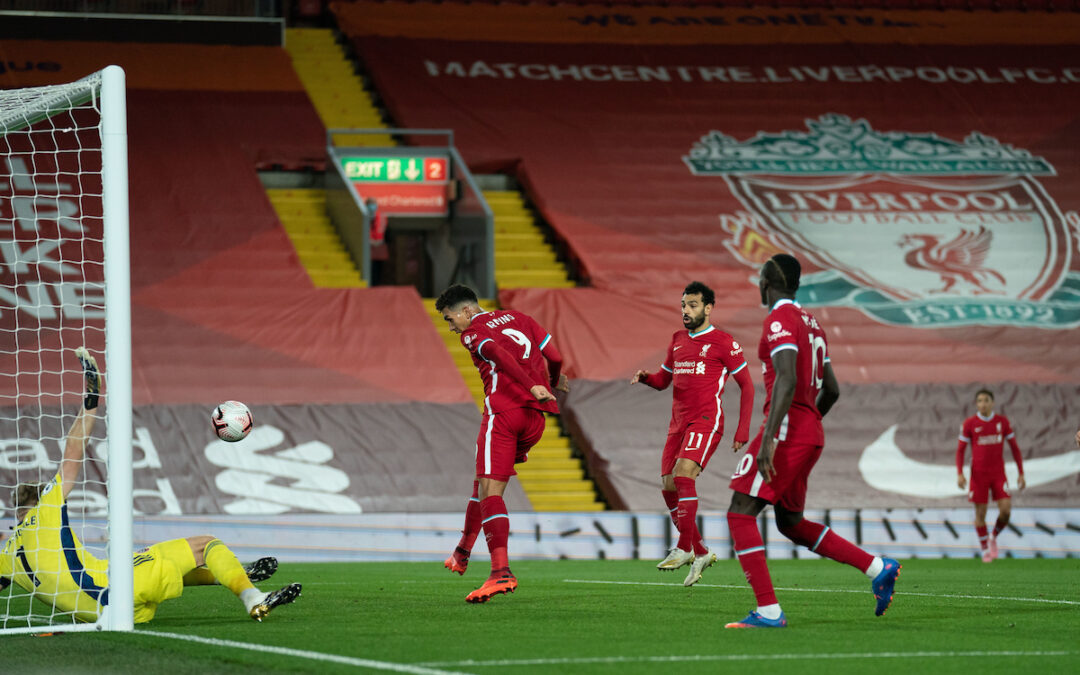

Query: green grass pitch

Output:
[4, 558, 1079, 674]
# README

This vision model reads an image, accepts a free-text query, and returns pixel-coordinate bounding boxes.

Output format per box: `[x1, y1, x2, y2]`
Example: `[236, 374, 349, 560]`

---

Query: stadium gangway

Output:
[325, 128, 495, 298]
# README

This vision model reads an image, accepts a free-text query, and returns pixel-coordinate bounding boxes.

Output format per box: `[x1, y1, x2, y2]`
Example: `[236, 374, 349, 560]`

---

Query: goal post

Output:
[0, 66, 132, 634]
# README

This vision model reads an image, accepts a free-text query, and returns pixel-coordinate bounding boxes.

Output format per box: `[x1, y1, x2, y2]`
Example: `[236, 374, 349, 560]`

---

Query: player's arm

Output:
[730, 363, 754, 451]
[631, 365, 672, 390]
[759, 347, 798, 482]
[538, 335, 569, 393]
[956, 425, 970, 490]
[816, 361, 839, 418]
[1006, 427, 1025, 490]
[61, 347, 101, 499]
[477, 339, 555, 403]
[632, 340, 675, 389]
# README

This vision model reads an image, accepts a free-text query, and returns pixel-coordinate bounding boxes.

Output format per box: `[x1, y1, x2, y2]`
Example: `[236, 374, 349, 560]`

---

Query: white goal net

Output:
[0, 67, 132, 634]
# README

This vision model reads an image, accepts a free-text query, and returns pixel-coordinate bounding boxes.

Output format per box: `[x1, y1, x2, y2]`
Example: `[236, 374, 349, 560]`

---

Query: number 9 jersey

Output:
[760, 299, 829, 447]
[460, 309, 560, 416]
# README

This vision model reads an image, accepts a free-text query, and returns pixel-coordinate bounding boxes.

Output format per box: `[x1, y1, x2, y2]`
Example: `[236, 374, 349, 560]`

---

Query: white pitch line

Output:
[139, 630, 474, 675]
[419, 651, 1076, 668]
[562, 578, 1080, 605]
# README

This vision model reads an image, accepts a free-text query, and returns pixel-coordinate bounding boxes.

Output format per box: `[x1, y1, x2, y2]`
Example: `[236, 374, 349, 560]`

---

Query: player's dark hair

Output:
[683, 281, 715, 306]
[11, 482, 44, 511]
[975, 388, 994, 401]
[435, 284, 479, 312]
[764, 254, 801, 293]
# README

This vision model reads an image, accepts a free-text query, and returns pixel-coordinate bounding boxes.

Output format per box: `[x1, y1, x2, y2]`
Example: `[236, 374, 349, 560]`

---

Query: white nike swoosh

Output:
[858, 424, 1080, 498]
[673, 346, 682, 351]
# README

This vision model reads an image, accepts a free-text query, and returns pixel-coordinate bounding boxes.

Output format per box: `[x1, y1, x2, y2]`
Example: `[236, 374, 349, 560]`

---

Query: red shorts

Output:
[728, 426, 823, 512]
[968, 472, 1011, 504]
[660, 422, 724, 475]
[475, 407, 546, 480]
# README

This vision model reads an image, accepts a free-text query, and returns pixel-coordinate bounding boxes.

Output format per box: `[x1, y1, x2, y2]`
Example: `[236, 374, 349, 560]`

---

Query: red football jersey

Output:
[659, 325, 749, 436]
[959, 413, 1017, 475]
[759, 299, 829, 446]
[460, 309, 558, 415]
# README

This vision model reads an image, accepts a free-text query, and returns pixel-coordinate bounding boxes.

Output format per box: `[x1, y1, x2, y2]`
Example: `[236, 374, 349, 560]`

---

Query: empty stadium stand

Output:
[336, 0, 1080, 511]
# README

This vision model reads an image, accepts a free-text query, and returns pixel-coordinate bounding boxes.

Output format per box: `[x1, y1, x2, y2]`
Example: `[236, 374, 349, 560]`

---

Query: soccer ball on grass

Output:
[211, 401, 254, 442]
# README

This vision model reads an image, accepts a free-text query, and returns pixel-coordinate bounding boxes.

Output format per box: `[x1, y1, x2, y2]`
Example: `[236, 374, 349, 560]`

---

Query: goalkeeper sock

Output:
[204, 539, 256, 597]
[182, 567, 216, 586]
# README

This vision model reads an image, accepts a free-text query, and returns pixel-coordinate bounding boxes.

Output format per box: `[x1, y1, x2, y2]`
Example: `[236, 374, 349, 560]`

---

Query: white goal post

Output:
[0, 66, 132, 634]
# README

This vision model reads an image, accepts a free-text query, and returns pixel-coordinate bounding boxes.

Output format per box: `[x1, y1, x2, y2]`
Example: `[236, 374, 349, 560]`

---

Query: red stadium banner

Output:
[338, 3, 1080, 507]
[0, 40, 306, 91]
[331, 0, 1080, 45]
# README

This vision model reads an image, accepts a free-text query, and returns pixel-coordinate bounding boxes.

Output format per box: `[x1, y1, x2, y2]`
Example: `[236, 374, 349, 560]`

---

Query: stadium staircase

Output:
[486, 190, 575, 289]
[284, 25, 600, 510]
[267, 189, 365, 288]
[284, 27, 394, 147]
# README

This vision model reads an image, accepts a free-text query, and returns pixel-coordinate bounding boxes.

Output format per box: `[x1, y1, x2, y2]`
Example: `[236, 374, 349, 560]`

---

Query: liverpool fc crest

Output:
[686, 114, 1080, 328]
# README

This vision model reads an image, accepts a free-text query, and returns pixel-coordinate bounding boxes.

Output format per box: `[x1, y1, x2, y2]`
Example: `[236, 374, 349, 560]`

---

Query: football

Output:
[211, 400, 254, 442]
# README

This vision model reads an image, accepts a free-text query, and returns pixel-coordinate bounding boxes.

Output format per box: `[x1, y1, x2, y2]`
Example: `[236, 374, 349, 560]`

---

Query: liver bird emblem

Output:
[897, 226, 1006, 295]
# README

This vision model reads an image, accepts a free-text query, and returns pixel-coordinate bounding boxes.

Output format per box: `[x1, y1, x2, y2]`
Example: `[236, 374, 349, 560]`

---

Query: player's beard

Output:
[684, 313, 705, 331]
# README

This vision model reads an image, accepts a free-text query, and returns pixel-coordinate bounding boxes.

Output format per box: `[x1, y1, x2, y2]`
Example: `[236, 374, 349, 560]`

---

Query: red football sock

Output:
[976, 524, 989, 551]
[780, 518, 873, 572]
[481, 495, 510, 574]
[459, 481, 482, 551]
[662, 489, 679, 529]
[992, 517, 1007, 538]
[727, 512, 778, 607]
[674, 477, 707, 555]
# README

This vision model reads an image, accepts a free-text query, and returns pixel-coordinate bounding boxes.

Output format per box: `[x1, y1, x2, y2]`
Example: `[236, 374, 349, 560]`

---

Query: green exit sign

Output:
[341, 156, 448, 183]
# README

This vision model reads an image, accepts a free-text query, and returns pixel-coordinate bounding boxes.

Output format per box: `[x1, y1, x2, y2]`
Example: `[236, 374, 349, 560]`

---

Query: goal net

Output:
[0, 67, 132, 634]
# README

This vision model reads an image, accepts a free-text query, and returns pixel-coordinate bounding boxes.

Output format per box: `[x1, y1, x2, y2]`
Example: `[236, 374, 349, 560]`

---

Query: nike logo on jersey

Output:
[859, 425, 1080, 498]
[673, 346, 682, 351]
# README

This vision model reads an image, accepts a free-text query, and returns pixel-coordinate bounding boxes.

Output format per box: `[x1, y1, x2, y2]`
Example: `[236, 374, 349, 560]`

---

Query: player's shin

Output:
[460, 481, 483, 550]
[674, 477, 706, 555]
[780, 519, 873, 572]
[204, 539, 257, 597]
[480, 496, 511, 575]
[727, 512, 779, 607]
[662, 489, 679, 530]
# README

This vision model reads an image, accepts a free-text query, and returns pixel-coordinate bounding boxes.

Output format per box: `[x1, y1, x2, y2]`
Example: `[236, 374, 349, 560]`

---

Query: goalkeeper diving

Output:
[0, 347, 301, 623]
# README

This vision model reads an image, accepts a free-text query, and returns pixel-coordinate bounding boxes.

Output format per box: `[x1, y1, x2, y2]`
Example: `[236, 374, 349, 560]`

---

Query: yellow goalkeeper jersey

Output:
[0, 472, 109, 623]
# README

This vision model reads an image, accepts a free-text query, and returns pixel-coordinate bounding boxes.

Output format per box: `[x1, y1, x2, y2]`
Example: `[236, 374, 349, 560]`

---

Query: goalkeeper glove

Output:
[75, 346, 100, 410]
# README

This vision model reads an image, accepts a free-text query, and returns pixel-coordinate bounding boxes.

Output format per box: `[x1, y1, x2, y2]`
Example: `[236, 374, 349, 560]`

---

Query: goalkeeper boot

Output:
[872, 557, 902, 616]
[725, 610, 787, 629]
[248, 583, 302, 621]
[656, 547, 694, 571]
[683, 548, 717, 587]
[465, 570, 517, 604]
[444, 546, 470, 575]
[243, 557, 278, 583]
